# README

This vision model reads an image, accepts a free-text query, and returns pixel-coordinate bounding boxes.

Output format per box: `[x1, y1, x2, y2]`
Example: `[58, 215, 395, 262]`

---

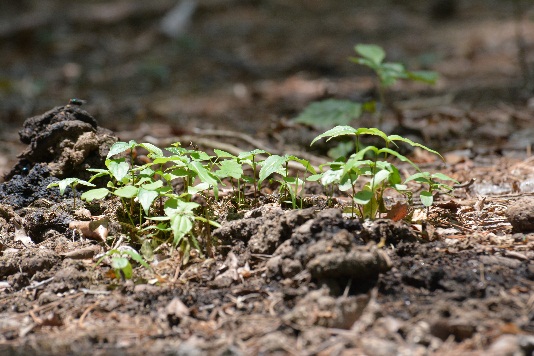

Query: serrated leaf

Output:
[81, 188, 110, 202]
[216, 159, 243, 179]
[311, 125, 357, 146]
[238, 149, 267, 160]
[258, 155, 287, 184]
[214, 149, 235, 158]
[114, 185, 138, 198]
[294, 99, 362, 128]
[107, 141, 135, 159]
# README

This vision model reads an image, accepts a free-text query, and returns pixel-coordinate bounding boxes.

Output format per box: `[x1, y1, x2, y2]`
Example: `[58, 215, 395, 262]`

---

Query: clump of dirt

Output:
[6, 101, 117, 182]
[0, 103, 117, 211]
[506, 197, 534, 232]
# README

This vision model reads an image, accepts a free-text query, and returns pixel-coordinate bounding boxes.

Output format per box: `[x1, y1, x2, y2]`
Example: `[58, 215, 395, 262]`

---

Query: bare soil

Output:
[1, 1, 534, 355]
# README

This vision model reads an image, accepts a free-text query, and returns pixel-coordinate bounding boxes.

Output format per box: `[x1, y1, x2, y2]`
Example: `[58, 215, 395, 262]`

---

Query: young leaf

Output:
[189, 161, 219, 199]
[139, 142, 163, 157]
[106, 159, 130, 182]
[353, 190, 373, 205]
[311, 126, 357, 146]
[294, 99, 362, 128]
[107, 141, 135, 159]
[114, 185, 138, 198]
[258, 155, 287, 184]
[355, 44, 386, 66]
[387, 135, 443, 159]
[214, 149, 236, 158]
[81, 188, 110, 202]
[111, 257, 132, 279]
[431, 172, 458, 182]
[216, 159, 243, 179]
[138, 188, 159, 215]
[420, 191, 434, 207]
[407, 70, 439, 84]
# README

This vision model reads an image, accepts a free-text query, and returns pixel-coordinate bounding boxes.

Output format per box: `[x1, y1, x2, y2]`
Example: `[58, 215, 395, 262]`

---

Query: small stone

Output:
[506, 197, 534, 232]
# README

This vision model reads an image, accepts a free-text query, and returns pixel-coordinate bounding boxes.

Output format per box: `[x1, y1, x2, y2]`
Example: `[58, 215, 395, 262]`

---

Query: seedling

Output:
[294, 43, 438, 133]
[351, 44, 438, 127]
[47, 177, 95, 209]
[95, 247, 151, 280]
[309, 125, 456, 219]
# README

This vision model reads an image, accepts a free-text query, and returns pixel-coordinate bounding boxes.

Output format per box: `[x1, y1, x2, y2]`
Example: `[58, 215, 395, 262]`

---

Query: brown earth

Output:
[1, 1, 534, 355]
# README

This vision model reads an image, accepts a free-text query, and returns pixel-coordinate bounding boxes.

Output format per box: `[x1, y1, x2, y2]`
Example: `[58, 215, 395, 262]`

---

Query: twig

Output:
[453, 178, 476, 189]
[78, 301, 100, 328]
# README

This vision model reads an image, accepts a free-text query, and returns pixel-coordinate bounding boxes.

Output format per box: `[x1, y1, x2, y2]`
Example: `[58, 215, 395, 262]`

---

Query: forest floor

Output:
[0, 1, 533, 355]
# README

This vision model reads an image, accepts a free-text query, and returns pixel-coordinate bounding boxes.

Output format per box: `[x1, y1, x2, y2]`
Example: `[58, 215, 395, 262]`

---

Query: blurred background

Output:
[1, 0, 534, 176]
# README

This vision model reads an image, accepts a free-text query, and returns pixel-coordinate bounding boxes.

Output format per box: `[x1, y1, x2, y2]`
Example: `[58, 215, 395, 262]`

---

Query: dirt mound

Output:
[0, 103, 116, 210]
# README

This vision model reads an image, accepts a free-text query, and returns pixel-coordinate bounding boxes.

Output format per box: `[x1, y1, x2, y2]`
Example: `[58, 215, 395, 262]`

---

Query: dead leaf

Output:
[386, 202, 409, 222]
[69, 218, 109, 242]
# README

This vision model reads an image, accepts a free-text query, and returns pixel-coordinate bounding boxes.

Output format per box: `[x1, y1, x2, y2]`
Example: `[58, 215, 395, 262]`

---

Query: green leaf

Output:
[378, 62, 407, 86]
[294, 99, 362, 128]
[190, 150, 212, 161]
[238, 149, 267, 160]
[306, 173, 323, 182]
[81, 188, 110, 202]
[188, 182, 210, 194]
[320, 169, 343, 186]
[114, 185, 138, 198]
[216, 159, 243, 179]
[355, 44, 386, 66]
[286, 156, 316, 174]
[371, 169, 390, 189]
[164, 199, 200, 245]
[189, 161, 219, 199]
[107, 141, 135, 159]
[138, 188, 159, 215]
[258, 155, 287, 184]
[354, 190, 374, 205]
[420, 191, 434, 207]
[111, 256, 129, 270]
[141, 180, 163, 190]
[107, 159, 130, 182]
[311, 125, 357, 146]
[431, 172, 458, 182]
[407, 70, 439, 84]
[214, 149, 235, 158]
[139, 142, 163, 157]
[121, 249, 151, 269]
[377, 147, 420, 171]
[387, 135, 443, 159]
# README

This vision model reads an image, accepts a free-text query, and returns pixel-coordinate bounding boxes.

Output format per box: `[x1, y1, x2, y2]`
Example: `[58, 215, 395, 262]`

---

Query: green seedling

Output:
[47, 177, 95, 209]
[258, 154, 316, 209]
[95, 247, 151, 281]
[294, 43, 438, 136]
[310, 125, 456, 219]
